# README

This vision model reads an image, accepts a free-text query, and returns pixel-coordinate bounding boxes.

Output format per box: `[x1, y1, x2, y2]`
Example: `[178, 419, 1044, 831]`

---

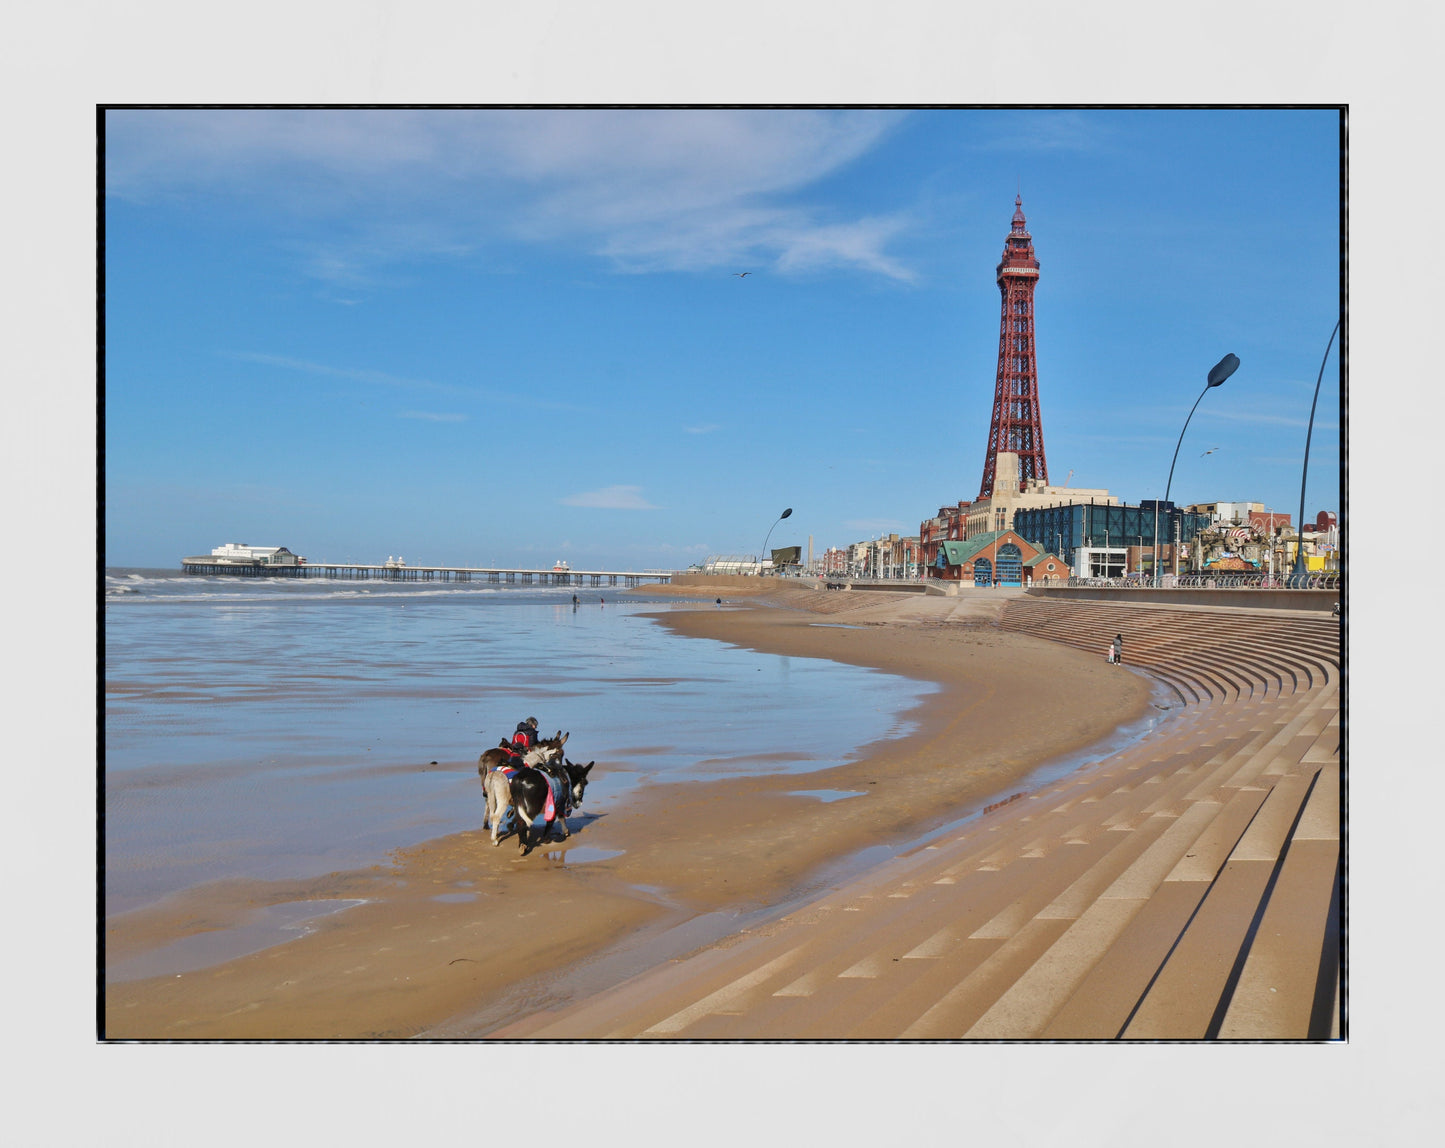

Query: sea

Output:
[103, 569, 935, 920]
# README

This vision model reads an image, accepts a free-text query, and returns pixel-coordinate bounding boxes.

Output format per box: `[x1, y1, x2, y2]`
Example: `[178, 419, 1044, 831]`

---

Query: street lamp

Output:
[1290, 319, 1341, 586]
[1154, 353, 1240, 587]
[761, 507, 793, 575]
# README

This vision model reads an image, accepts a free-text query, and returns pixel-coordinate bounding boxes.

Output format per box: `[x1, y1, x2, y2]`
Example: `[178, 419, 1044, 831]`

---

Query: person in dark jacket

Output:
[512, 717, 541, 749]
[1115, 633, 1124, 665]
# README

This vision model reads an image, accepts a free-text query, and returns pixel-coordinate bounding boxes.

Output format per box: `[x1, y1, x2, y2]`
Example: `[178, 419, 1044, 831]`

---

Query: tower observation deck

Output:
[978, 196, 1049, 500]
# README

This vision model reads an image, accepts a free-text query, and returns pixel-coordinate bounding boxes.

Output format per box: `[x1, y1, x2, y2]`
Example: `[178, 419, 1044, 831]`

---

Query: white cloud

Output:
[106, 109, 916, 282]
[685, 423, 722, 435]
[773, 215, 917, 282]
[561, 485, 661, 510]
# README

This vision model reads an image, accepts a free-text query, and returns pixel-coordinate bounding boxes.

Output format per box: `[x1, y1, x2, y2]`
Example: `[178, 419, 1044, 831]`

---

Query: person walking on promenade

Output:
[1115, 633, 1124, 665]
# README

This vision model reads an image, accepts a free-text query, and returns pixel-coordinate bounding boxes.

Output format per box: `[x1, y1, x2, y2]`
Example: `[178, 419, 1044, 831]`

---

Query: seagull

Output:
[1201, 446, 1220, 457]
[733, 271, 751, 278]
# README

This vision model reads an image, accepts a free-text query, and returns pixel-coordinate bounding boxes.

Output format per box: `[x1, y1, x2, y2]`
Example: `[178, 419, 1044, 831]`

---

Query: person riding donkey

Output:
[511, 716, 542, 751]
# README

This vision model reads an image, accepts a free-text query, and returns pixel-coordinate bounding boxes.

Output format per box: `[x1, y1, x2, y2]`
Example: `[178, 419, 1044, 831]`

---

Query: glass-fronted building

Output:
[1011, 501, 1212, 570]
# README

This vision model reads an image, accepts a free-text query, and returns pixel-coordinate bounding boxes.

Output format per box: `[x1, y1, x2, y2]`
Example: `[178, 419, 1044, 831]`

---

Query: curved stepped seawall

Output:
[491, 597, 1343, 1040]
[998, 596, 1339, 709]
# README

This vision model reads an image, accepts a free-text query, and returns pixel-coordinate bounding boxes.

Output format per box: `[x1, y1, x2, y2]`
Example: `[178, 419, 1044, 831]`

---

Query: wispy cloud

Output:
[107, 109, 917, 283]
[561, 485, 661, 510]
[229, 351, 583, 412]
[232, 351, 462, 394]
[685, 423, 722, 435]
[976, 111, 1116, 153]
[399, 410, 467, 423]
[1201, 408, 1339, 431]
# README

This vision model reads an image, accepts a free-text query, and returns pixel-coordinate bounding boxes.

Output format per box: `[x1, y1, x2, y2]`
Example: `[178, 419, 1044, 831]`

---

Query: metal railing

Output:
[1057, 573, 1341, 591]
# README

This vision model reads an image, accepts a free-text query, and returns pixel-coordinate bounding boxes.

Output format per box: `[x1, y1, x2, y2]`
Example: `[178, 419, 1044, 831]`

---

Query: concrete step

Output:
[1215, 837, 1339, 1038]
[1217, 764, 1341, 1038]
[963, 798, 1232, 1038]
[1037, 881, 1215, 1038]
[857, 759, 1239, 1038]
[679, 764, 1213, 1039]
[1119, 772, 1317, 1038]
[897, 917, 1078, 1037]
[722, 836, 1152, 1037]
[1034, 785, 1272, 1037]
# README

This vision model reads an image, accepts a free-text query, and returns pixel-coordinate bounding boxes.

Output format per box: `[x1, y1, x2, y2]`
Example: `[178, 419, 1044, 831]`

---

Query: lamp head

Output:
[1207, 353, 1240, 388]
[780, 508, 793, 519]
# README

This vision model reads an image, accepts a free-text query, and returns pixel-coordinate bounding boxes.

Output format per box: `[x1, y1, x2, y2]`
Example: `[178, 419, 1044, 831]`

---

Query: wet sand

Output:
[104, 582, 1150, 1039]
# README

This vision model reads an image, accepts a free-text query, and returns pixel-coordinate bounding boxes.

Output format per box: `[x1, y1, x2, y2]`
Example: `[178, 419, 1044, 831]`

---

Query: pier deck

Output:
[179, 561, 674, 587]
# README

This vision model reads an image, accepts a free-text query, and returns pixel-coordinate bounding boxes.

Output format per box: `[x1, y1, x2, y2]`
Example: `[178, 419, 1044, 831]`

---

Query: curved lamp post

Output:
[1290, 319, 1341, 586]
[761, 507, 793, 575]
[1154, 353, 1240, 587]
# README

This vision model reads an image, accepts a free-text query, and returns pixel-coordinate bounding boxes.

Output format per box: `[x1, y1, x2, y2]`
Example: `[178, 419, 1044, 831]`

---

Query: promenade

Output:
[492, 589, 1342, 1040]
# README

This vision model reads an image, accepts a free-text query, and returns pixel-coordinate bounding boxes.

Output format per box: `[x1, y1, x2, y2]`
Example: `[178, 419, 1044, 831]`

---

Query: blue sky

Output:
[104, 108, 1342, 570]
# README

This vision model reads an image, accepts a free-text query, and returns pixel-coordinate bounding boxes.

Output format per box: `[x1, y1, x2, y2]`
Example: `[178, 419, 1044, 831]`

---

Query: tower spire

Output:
[978, 196, 1049, 499]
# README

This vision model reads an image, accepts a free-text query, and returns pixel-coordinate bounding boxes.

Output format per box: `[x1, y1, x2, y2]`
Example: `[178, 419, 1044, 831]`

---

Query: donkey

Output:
[480, 733, 567, 846]
[509, 758, 595, 855]
[478, 729, 568, 775]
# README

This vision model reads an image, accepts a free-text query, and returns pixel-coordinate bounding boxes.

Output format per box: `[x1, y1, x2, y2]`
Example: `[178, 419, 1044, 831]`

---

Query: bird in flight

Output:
[733, 271, 751, 278]
[1201, 446, 1220, 457]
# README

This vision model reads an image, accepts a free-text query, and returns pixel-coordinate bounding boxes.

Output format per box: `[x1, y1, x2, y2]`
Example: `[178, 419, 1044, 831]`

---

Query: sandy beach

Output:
[104, 581, 1152, 1039]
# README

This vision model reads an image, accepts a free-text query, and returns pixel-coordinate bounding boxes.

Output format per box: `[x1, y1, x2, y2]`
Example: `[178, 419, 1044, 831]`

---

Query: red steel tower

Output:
[978, 195, 1049, 499]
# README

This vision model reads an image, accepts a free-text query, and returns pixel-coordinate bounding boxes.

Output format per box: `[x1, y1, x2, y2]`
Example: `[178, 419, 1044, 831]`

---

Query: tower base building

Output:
[920, 451, 1114, 580]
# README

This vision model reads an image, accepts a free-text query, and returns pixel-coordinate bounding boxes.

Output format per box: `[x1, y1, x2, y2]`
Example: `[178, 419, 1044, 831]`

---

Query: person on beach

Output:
[1115, 633, 1124, 665]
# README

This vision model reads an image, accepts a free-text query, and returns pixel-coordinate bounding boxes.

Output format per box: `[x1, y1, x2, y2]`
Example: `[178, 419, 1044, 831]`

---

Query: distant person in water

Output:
[572, 594, 579, 607]
[716, 597, 722, 606]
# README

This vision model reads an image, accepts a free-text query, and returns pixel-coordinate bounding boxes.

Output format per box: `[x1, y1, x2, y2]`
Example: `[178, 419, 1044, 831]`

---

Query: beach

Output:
[104, 581, 1152, 1039]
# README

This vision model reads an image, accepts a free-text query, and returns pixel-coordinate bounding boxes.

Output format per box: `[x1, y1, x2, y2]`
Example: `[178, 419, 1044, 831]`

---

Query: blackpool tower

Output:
[977, 195, 1049, 500]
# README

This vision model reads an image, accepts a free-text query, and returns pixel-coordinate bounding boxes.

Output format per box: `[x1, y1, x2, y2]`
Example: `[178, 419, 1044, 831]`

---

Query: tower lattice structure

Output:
[978, 195, 1049, 500]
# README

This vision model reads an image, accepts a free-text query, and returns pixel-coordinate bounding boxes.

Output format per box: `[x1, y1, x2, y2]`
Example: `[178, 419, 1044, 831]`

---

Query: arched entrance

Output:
[972, 557, 993, 587]
[996, 543, 1023, 586]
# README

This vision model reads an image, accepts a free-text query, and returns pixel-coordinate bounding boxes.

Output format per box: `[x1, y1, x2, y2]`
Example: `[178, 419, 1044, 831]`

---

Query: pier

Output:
[179, 560, 674, 587]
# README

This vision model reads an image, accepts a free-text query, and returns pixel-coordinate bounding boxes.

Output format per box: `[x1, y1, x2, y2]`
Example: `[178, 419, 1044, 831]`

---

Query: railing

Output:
[1057, 573, 1342, 591]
